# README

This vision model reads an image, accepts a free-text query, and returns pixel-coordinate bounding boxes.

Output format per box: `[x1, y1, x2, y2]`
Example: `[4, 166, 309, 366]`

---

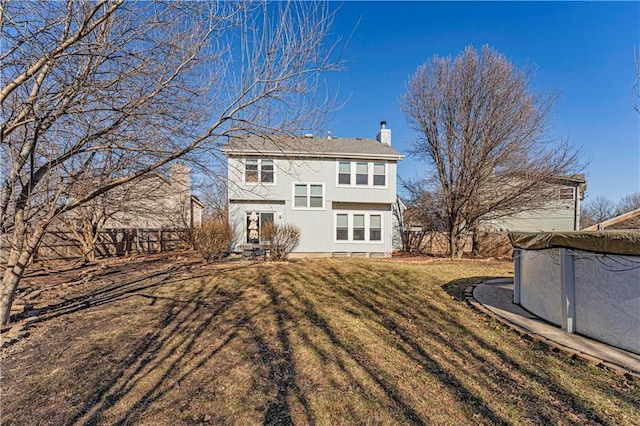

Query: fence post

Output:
[158, 229, 163, 253]
[135, 228, 142, 254]
[560, 248, 576, 334]
[513, 249, 521, 304]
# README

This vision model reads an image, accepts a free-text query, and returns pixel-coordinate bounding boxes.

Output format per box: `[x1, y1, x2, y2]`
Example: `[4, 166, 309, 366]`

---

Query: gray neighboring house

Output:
[103, 162, 204, 230]
[222, 123, 404, 257]
[479, 174, 587, 232]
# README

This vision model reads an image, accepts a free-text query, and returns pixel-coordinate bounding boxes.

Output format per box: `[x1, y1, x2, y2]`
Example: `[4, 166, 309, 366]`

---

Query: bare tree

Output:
[401, 45, 581, 257]
[615, 192, 640, 216]
[580, 196, 616, 229]
[0, 1, 343, 324]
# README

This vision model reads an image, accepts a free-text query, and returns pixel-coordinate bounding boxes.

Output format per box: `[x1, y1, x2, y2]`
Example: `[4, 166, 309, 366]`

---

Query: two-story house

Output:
[222, 122, 404, 257]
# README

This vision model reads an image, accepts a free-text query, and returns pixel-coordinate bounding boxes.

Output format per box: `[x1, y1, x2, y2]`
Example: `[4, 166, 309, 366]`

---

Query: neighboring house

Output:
[103, 162, 204, 230]
[583, 208, 640, 230]
[31, 162, 204, 260]
[479, 174, 587, 232]
[222, 122, 404, 257]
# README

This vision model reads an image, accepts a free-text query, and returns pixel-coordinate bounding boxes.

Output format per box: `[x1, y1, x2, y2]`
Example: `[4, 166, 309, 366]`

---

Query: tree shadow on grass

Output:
[441, 276, 509, 301]
[252, 273, 315, 426]
[293, 265, 614, 425]
[1, 260, 270, 425]
[1, 261, 633, 425]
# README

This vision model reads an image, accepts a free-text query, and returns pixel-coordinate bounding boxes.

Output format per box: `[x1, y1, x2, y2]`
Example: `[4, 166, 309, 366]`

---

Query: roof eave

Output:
[222, 149, 403, 161]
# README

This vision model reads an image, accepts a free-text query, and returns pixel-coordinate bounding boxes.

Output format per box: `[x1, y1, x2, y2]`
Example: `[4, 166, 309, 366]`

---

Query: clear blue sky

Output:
[323, 1, 640, 203]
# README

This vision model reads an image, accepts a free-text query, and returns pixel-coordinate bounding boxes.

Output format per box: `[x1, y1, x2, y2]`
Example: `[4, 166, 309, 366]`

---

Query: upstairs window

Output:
[559, 187, 574, 200]
[245, 159, 259, 183]
[356, 163, 368, 185]
[245, 159, 275, 184]
[373, 163, 386, 186]
[338, 161, 351, 185]
[337, 161, 387, 187]
[293, 183, 324, 209]
[261, 160, 274, 183]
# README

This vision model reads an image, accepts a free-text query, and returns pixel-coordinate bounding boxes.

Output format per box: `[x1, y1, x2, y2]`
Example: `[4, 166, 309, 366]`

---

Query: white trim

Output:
[225, 151, 403, 161]
[333, 211, 384, 244]
[335, 160, 388, 189]
[243, 158, 277, 186]
[291, 182, 326, 210]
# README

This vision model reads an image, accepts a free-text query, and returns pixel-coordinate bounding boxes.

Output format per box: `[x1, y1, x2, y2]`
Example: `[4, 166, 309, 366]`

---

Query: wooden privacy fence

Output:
[402, 231, 513, 258]
[1, 228, 190, 262]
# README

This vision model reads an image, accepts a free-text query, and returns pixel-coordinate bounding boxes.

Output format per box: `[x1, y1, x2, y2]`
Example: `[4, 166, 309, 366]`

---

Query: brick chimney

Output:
[376, 121, 391, 146]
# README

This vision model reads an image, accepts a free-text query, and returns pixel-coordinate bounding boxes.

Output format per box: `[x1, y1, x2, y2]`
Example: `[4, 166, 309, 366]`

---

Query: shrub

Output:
[261, 222, 300, 261]
[193, 219, 235, 262]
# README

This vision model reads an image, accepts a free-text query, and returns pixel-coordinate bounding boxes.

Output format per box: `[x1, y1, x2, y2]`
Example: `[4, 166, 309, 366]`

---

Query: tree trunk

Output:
[472, 221, 480, 256]
[1, 216, 46, 325]
[1, 260, 24, 325]
[1, 241, 39, 325]
[449, 228, 458, 258]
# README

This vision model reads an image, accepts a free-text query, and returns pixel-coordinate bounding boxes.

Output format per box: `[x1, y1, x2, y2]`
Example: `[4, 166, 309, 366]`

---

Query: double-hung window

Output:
[353, 214, 365, 240]
[373, 163, 385, 186]
[245, 159, 275, 183]
[356, 162, 368, 185]
[336, 214, 348, 240]
[338, 161, 351, 185]
[293, 183, 324, 209]
[261, 160, 274, 183]
[245, 159, 259, 183]
[369, 215, 382, 241]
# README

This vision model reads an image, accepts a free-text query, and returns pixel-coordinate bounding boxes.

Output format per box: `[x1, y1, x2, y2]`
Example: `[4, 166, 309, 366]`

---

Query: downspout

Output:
[190, 197, 194, 229]
[573, 185, 580, 231]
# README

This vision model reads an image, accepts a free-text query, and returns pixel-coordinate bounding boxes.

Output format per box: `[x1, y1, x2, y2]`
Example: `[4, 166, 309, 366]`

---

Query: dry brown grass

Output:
[1, 256, 638, 425]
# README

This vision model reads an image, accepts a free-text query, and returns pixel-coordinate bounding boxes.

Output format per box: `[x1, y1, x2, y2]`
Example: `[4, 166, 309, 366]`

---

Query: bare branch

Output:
[402, 45, 583, 257]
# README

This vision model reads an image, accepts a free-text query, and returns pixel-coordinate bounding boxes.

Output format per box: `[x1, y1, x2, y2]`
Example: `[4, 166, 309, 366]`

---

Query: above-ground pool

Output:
[509, 231, 640, 355]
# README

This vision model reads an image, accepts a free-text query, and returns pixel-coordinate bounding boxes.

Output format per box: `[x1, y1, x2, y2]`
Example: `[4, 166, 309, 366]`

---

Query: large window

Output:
[246, 212, 274, 243]
[293, 183, 324, 209]
[337, 161, 387, 187]
[245, 159, 275, 183]
[334, 213, 383, 243]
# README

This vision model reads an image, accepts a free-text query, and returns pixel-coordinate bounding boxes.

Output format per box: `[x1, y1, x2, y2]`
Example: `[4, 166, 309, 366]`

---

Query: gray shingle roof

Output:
[223, 134, 403, 160]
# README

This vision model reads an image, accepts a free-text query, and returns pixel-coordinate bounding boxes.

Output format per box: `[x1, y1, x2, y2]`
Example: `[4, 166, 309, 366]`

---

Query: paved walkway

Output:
[471, 279, 640, 377]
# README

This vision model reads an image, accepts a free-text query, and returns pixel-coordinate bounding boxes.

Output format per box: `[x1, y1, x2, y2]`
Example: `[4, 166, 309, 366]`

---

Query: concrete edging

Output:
[463, 285, 639, 381]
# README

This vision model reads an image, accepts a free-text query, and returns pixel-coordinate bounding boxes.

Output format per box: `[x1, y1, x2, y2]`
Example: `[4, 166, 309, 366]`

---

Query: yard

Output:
[1, 255, 638, 425]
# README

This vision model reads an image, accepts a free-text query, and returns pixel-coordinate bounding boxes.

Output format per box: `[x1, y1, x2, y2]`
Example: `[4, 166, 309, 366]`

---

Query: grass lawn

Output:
[1, 256, 638, 425]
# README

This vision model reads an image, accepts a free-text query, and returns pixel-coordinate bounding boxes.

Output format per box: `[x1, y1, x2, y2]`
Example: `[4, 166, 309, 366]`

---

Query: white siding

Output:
[228, 156, 397, 204]
[227, 155, 399, 255]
